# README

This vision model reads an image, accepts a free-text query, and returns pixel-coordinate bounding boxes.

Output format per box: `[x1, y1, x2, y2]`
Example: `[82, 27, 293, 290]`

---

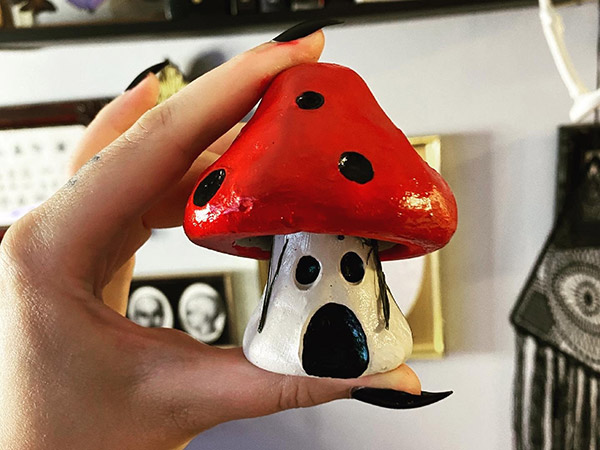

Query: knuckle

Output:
[139, 103, 175, 133]
[119, 105, 166, 148]
[277, 377, 317, 411]
[278, 378, 299, 411]
[123, 118, 151, 147]
[0, 219, 58, 336]
[155, 103, 175, 129]
[1, 209, 52, 274]
[123, 104, 190, 166]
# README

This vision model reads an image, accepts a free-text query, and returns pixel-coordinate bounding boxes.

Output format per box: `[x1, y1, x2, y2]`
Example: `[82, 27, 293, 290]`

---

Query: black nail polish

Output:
[272, 18, 343, 43]
[125, 60, 170, 92]
[351, 388, 453, 409]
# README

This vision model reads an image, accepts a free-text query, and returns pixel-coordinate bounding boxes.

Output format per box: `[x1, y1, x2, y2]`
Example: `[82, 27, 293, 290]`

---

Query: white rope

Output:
[543, 346, 554, 450]
[539, 0, 600, 122]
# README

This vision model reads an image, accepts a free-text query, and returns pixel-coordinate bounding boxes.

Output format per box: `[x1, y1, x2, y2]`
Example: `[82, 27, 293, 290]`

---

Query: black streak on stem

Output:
[370, 240, 390, 329]
[258, 238, 289, 333]
[360, 238, 390, 328]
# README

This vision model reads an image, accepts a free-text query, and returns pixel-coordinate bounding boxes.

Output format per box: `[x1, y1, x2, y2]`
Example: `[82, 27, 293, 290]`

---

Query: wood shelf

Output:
[0, 0, 546, 47]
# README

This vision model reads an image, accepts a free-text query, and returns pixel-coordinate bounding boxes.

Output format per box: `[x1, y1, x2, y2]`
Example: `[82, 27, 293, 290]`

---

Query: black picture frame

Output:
[128, 272, 238, 347]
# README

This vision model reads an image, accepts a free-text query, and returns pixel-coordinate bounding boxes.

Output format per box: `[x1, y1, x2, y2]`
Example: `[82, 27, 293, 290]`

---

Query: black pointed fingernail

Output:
[125, 60, 170, 92]
[272, 18, 343, 43]
[351, 388, 453, 409]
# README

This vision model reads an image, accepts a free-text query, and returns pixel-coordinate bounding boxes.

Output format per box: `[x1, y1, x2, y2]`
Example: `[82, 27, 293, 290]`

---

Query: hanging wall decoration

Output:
[127, 273, 238, 347]
[184, 62, 458, 406]
[512, 124, 600, 449]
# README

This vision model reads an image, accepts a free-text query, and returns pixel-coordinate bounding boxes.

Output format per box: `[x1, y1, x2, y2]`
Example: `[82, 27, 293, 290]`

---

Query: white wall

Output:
[1, 3, 597, 448]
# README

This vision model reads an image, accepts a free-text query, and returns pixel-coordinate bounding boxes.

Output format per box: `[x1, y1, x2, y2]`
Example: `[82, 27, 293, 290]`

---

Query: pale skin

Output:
[0, 32, 420, 450]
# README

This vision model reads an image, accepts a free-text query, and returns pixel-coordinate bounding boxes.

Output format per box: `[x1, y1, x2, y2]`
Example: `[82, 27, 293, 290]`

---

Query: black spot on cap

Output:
[296, 255, 321, 285]
[338, 152, 374, 184]
[193, 169, 226, 207]
[296, 91, 324, 110]
[302, 303, 369, 378]
[341, 252, 365, 283]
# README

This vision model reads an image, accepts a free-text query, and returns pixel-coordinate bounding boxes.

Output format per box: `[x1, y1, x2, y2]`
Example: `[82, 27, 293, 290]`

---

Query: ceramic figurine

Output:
[17, 0, 55, 15]
[65, 0, 104, 12]
[184, 62, 457, 380]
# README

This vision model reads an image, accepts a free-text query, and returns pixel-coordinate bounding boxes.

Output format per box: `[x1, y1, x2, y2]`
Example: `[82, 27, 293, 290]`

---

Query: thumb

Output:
[142, 343, 421, 440]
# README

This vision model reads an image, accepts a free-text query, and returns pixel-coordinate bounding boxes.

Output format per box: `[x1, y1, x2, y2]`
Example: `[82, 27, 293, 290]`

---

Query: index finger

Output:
[36, 32, 325, 278]
[68, 73, 161, 174]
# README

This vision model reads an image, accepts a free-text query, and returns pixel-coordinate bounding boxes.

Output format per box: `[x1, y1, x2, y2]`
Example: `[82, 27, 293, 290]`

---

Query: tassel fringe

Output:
[514, 333, 600, 450]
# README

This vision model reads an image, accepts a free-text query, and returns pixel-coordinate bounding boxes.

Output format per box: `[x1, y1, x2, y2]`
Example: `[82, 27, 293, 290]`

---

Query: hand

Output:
[0, 31, 420, 450]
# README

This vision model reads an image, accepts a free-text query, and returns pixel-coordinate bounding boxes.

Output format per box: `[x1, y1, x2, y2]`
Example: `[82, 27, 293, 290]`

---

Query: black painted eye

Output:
[193, 169, 226, 207]
[341, 252, 365, 283]
[296, 91, 324, 110]
[338, 152, 374, 184]
[296, 256, 321, 285]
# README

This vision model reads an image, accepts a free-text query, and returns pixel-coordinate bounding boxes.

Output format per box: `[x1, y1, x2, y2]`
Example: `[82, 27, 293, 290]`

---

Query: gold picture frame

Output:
[404, 135, 445, 359]
[258, 135, 446, 359]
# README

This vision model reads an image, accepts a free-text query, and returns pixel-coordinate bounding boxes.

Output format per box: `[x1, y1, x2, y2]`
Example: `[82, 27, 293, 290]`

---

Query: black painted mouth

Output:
[302, 302, 369, 379]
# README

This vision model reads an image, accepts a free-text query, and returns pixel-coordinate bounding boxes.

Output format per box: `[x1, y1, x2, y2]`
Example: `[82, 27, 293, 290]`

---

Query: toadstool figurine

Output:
[184, 62, 457, 381]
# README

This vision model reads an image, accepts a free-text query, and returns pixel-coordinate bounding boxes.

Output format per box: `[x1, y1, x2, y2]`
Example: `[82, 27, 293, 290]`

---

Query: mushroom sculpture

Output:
[184, 63, 457, 381]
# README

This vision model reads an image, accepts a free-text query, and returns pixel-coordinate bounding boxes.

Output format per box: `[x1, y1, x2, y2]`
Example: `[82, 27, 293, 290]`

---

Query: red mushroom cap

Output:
[184, 62, 457, 261]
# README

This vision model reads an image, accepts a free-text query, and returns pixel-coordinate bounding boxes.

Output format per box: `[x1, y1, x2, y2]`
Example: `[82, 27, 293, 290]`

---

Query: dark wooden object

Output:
[0, 98, 111, 129]
[0, 0, 572, 47]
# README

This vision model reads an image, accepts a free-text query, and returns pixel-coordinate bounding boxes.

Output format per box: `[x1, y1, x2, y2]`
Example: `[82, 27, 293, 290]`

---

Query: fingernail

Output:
[272, 18, 343, 43]
[125, 60, 170, 92]
[351, 388, 453, 409]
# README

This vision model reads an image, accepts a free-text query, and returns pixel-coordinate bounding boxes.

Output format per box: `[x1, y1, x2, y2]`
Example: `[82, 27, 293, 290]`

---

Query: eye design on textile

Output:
[552, 262, 600, 334]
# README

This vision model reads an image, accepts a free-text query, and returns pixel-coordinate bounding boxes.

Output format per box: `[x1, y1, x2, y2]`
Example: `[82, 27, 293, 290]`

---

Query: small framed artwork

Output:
[258, 135, 446, 359]
[390, 135, 445, 359]
[0, 68, 182, 242]
[127, 273, 238, 347]
[0, 98, 110, 236]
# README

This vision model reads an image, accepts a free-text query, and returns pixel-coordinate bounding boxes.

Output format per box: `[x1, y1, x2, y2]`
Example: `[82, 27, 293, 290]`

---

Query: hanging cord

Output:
[539, 0, 600, 123]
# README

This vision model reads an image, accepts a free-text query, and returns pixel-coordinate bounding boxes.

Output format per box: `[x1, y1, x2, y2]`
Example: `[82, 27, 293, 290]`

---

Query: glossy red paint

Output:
[184, 63, 457, 261]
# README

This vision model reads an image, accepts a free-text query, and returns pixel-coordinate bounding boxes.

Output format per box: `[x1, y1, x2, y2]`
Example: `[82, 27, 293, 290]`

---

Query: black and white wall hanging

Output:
[510, 0, 600, 446]
[512, 124, 600, 450]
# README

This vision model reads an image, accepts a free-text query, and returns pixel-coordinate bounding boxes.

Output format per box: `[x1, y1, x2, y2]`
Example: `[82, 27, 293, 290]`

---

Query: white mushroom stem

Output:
[243, 231, 413, 377]
[258, 232, 389, 333]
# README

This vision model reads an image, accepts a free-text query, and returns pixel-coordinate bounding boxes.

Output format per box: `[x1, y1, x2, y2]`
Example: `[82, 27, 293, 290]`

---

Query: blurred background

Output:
[1, 1, 598, 448]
